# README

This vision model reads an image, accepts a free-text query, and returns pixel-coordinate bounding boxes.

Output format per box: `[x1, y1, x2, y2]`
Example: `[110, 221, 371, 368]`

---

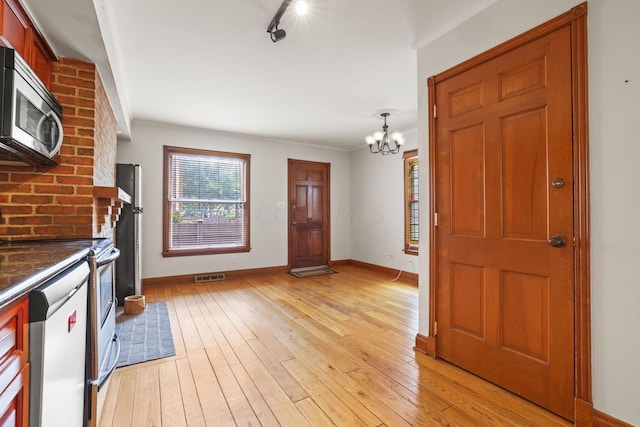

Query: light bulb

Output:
[295, 0, 309, 16]
[365, 135, 375, 145]
[372, 131, 384, 142]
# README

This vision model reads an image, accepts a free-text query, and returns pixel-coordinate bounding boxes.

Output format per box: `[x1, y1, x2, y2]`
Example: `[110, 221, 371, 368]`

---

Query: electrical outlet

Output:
[230, 255, 236, 265]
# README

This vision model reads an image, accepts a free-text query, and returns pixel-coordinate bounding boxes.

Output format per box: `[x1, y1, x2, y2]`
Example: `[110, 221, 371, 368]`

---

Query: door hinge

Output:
[433, 105, 437, 119]
[434, 212, 439, 227]
[433, 321, 438, 336]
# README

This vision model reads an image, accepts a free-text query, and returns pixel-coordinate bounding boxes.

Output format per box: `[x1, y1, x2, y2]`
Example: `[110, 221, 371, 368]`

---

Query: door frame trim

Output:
[426, 1, 591, 410]
[287, 159, 331, 271]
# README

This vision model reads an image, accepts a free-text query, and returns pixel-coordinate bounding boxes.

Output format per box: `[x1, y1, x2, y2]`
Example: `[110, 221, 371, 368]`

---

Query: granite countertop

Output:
[0, 239, 107, 309]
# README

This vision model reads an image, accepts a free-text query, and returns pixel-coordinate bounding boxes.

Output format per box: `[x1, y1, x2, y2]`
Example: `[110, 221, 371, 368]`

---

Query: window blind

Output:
[167, 149, 249, 252]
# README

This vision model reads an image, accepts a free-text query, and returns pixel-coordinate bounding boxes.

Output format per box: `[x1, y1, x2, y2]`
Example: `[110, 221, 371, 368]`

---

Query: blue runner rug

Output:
[115, 301, 176, 368]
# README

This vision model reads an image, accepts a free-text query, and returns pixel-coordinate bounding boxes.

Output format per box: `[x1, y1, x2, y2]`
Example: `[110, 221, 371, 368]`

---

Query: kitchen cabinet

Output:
[0, 0, 54, 88]
[0, 297, 29, 427]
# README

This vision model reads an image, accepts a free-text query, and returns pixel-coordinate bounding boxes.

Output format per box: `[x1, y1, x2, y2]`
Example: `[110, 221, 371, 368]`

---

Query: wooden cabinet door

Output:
[0, 0, 28, 55]
[27, 29, 53, 89]
[434, 26, 575, 419]
[288, 159, 330, 270]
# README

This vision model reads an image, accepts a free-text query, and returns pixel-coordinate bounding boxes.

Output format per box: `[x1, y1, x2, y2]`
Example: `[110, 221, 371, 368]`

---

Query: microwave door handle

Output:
[49, 111, 64, 154]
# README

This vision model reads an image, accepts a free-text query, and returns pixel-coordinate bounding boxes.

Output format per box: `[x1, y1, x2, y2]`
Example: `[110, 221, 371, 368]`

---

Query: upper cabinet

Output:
[0, 0, 55, 88]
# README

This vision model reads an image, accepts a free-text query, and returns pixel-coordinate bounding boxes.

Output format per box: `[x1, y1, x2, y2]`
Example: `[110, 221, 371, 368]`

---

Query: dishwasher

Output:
[29, 260, 90, 427]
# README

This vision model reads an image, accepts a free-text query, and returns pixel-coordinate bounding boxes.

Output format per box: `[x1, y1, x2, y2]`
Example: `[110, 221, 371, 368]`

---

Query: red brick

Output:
[78, 128, 95, 137]
[9, 173, 55, 183]
[56, 95, 94, 109]
[78, 69, 96, 80]
[11, 194, 54, 204]
[51, 83, 77, 96]
[33, 225, 75, 236]
[54, 215, 92, 225]
[35, 205, 75, 215]
[2, 205, 33, 215]
[61, 156, 93, 167]
[76, 206, 93, 215]
[0, 226, 33, 236]
[76, 186, 94, 196]
[64, 116, 94, 128]
[76, 166, 93, 177]
[57, 75, 95, 90]
[77, 147, 94, 157]
[9, 216, 53, 226]
[33, 184, 75, 194]
[55, 195, 93, 205]
[1, 183, 33, 194]
[76, 90, 94, 100]
[55, 175, 93, 186]
[49, 165, 76, 175]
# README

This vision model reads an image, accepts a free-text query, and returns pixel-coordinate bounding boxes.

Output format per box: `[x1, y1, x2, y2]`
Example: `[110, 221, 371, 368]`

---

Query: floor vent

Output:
[194, 273, 226, 283]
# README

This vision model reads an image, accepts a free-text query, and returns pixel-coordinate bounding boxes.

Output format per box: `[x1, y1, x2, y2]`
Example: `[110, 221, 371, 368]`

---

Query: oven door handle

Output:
[97, 248, 120, 266]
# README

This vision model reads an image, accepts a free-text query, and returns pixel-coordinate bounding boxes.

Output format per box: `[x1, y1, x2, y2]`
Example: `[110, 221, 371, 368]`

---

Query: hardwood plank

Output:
[294, 398, 335, 427]
[175, 357, 206, 426]
[205, 346, 261, 426]
[187, 348, 235, 425]
[98, 369, 121, 427]
[157, 361, 187, 427]
[109, 368, 136, 427]
[131, 364, 162, 426]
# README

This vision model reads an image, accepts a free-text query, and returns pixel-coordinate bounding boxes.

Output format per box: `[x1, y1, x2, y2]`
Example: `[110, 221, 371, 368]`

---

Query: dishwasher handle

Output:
[29, 261, 90, 322]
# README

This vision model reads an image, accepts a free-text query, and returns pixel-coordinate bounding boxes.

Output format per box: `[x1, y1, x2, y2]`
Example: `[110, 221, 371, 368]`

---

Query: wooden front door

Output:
[433, 26, 575, 419]
[288, 159, 330, 270]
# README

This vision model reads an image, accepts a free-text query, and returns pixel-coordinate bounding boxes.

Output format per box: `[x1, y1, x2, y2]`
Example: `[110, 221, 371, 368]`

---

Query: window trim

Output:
[162, 145, 251, 257]
[403, 149, 419, 256]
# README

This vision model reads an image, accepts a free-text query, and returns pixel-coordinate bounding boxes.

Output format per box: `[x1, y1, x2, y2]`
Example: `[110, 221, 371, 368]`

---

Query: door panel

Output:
[434, 26, 574, 419]
[288, 160, 330, 270]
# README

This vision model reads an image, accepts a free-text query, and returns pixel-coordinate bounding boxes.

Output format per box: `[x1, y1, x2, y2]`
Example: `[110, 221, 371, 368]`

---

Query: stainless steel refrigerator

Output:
[116, 163, 143, 304]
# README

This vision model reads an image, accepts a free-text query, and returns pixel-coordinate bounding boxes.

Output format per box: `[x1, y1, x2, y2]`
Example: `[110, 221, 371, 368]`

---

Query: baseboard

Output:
[348, 259, 418, 285]
[594, 409, 635, 427]
[142, 265, 288, 288]
[414, 333, 436, 357]
[142, 259, 418, 288]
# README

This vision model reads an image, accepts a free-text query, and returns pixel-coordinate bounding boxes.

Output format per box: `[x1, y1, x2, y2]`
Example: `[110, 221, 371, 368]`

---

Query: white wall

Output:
[116, 120, 352, 279]
[416, 0, 640, 424]
[349, 129, 420, 275]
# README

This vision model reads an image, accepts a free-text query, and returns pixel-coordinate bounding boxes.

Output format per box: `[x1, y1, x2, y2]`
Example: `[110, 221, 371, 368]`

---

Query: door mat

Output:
[289, 267, 337, 278]
[115, 301, 176, 368]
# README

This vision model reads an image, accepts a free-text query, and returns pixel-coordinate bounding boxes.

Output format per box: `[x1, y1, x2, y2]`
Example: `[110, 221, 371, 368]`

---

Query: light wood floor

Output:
[99, 265, 570, 427]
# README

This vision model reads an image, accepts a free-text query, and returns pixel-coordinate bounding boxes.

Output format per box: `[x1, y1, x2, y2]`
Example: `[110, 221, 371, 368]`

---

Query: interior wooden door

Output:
[434, 26, 575, 419]
[288, 159, 330, 270]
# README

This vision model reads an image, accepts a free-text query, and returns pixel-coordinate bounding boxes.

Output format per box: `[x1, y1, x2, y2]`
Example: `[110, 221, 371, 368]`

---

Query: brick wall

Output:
[0, 57, 119, 240]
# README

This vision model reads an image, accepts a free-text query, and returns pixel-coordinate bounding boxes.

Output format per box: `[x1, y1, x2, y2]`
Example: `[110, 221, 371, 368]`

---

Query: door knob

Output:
[548, 235, 567, 248]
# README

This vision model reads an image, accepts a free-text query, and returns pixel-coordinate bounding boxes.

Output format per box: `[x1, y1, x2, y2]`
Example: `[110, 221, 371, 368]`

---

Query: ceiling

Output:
[21, 0, 497, 150]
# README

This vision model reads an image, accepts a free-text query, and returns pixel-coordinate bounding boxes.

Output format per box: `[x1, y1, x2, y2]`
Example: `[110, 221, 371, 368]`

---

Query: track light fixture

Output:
[267, 0, 291, 42]
[267, 0, 308, 43]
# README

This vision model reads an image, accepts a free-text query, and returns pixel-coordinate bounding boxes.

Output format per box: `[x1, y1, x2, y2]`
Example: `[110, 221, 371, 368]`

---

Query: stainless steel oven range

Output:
[87, 239, 120, 426]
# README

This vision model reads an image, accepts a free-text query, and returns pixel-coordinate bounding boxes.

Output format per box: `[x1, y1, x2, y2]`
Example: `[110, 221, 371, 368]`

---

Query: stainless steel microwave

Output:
[0, 46, 63, 167]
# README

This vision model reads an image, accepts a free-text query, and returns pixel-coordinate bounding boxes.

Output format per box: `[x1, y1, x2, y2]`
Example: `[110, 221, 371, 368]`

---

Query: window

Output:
[404, 149, 419, 255]
[163, 145, 250, 257]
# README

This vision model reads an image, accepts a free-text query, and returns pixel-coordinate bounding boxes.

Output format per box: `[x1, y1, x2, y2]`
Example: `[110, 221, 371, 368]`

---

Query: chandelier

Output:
[365, 112, 405, 155]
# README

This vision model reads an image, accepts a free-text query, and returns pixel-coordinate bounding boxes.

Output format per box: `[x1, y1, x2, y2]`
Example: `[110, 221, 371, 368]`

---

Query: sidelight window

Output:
[404, 149, 419, 255]
[163, 145, 250, 257]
